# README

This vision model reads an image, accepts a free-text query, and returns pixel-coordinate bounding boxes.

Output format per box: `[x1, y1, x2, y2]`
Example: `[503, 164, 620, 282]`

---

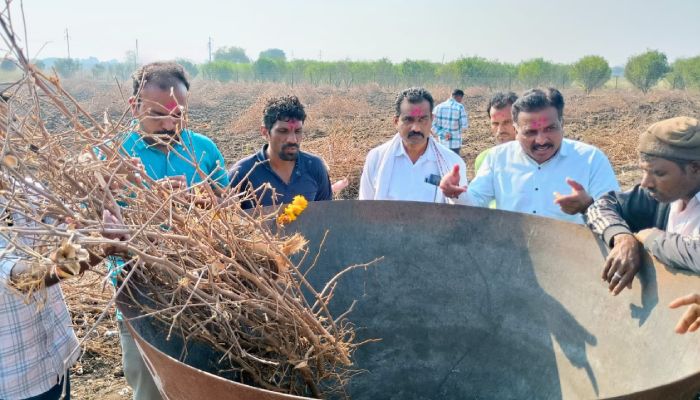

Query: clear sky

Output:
[10, 0, 700, 66]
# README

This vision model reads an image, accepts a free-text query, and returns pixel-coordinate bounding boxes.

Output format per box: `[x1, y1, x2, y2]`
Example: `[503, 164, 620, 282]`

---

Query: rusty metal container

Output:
[118, 201, 700, 399]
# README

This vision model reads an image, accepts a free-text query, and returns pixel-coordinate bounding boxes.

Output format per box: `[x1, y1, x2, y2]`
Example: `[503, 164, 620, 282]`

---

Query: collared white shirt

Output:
[667, 192, 700, 237]
[384, 143, 442, 202]
[466, 138, 620, 224]
[359, 135, 468, 203]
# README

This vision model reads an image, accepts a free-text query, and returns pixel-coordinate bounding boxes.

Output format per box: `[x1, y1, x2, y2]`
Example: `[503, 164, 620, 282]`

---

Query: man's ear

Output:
[688, 160, 700, 175]
[260, 125, 270, 139]
[393, 115, 399, 127]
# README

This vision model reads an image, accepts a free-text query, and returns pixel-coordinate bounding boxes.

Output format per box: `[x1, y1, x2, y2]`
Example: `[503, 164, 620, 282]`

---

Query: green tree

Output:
[200, 61, 234, 82]
[518, 58, 552, 87]
[176, 58, 199, 78]
[258, 48, 286, 61]
[108, 62, 133, 81]
[670, 56, 700, 89]
[399, 60, 436, 83]
[214, 46, 250, 63]
[624, 50, 670, 93]
[664, 66, 685, 90]
[452, 57, 514, 88]
[253, 58, 285, 81]
[572, 55, 611, 94]
[91, 63, 106, 79]
[54, 58, 81, 78]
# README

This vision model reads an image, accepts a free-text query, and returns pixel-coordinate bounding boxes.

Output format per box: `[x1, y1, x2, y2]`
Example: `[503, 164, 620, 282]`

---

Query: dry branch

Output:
[0, 5, 368, 397]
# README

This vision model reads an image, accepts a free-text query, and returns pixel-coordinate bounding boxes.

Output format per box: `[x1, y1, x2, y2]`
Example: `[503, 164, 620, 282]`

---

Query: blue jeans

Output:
[21, 372, 70, 400]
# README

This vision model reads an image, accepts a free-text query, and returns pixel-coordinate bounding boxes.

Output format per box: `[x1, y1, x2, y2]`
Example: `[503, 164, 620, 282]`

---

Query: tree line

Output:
[5, 47, 700, 94]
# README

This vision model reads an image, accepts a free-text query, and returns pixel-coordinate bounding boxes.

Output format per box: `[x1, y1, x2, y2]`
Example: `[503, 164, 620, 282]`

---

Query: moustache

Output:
[155, 130, 177, 136]
[532, 144, 553, 151]
[282, 144, 299, 151]
[407, 131, 424, 138]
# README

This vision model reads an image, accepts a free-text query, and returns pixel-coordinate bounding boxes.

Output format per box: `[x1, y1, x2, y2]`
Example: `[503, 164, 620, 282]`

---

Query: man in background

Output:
[360, 87, 467, 203]
[474, 92, 518, 173]
[432, 89, 469, 155]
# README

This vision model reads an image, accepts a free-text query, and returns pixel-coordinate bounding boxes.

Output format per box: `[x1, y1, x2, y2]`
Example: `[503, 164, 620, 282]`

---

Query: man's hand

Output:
[332, 177, 349, 193]
[106, 157, 145, 189]
[670, 293, 700, 334]
[439, 164, 467, 199]
[102, 209, 130, 257]
[156, 175, 187, 191]
[554, 178, 593, 215]
[445, 132, 452, 141]
[634, 228, 660, 244]
[603, 233, 642, 295]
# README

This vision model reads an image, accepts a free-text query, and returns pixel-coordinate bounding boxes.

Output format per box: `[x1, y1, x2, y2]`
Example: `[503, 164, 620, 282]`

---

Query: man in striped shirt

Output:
[1, 195, 111, 400]
[432, 89, 469, 155]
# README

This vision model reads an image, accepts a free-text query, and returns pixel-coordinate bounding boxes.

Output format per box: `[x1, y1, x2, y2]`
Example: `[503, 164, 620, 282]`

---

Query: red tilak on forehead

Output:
[286, 119, 301, 130]
[410, 106, 423, 117]
[492, 109, 510, 119]
[529, 116, 552, 129]
[165, 101, 179, 112]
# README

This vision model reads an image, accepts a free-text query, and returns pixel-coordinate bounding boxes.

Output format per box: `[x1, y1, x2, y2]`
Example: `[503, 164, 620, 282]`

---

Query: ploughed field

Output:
[58, 80, 700, 399]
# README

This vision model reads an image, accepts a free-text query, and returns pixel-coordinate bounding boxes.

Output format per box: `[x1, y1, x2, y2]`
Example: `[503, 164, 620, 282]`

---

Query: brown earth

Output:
[58, 81, 700, 399]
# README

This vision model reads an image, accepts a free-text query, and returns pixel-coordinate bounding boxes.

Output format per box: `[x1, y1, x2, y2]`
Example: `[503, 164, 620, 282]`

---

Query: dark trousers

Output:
[450, 147, 461, 156]
[23, 372, 70, 400]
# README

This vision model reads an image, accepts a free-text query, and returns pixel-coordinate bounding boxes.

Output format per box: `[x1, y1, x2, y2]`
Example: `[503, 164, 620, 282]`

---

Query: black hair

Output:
[262, 95, 307, 131]
[131, 61, 190, 97]
[486, 91, 518, 117]
[511, 88, 564, 123]
[394, 87, 434, 116]
[452, 89, 464, 97]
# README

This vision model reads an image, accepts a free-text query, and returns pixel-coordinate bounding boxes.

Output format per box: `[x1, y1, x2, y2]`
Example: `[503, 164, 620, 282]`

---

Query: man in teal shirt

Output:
[118, 62, 228, 189]
[107, 61, 228, 400]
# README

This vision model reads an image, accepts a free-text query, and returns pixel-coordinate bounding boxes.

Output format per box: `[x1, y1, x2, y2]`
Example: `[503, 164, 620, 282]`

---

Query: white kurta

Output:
[359, 134, 468, 203]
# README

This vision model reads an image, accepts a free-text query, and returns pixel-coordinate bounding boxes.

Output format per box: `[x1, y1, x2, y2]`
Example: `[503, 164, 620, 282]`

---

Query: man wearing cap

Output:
[586, 116, 700, 297]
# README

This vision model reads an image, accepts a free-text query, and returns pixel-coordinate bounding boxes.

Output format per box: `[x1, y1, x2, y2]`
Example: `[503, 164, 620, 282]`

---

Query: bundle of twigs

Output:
[0, 4, 368, 397]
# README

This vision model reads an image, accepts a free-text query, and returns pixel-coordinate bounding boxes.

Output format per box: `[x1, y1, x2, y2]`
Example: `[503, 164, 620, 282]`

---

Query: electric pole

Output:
[65, 28, 71, 59]
[135, 39, 139, 60]
[208, 37, 212, 62]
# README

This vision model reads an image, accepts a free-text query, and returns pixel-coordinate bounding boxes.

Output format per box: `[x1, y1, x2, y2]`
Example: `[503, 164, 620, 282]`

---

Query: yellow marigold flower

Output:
[287, 204, 304, 216]
[277, 195, 308, 225]
[292, 195, 308, 208]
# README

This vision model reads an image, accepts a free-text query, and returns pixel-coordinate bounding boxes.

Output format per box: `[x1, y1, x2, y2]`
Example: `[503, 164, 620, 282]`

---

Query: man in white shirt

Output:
[439, 87, 619, 224]
[359, 87, 467, 203]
